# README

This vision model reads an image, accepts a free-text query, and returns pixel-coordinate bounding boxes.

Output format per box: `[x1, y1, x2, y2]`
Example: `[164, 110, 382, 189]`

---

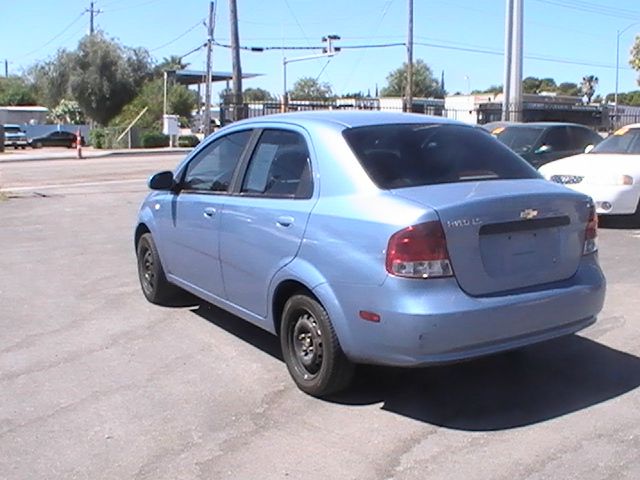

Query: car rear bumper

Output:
[316, 255, 605, 366]
[563, 183, 639, 215]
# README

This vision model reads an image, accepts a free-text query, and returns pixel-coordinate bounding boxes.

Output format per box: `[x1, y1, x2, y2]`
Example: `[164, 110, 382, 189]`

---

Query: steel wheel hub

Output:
[292, 313, 323, 375]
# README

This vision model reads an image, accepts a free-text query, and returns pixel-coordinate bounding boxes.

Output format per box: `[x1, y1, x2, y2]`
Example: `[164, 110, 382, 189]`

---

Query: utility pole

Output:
[508, 0, 524, 122]
[502, 0, 514, 121]
[203, 1, 215, 136]
[4, 59, 8, 77]
[405, 0, 414, 112]
[229, 0, 244, 121]
[86, 1, 102, 35]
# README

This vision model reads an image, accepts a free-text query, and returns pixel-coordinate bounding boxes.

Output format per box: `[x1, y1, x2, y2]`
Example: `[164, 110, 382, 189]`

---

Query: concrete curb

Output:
[0, 147, 191, 164]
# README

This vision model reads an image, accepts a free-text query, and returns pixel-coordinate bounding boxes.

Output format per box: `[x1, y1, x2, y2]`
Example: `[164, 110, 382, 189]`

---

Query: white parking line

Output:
[0, 178, 146, 192]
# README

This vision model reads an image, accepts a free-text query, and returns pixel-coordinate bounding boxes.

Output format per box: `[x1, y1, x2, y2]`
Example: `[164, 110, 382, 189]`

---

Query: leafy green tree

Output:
[49, 99, 85, 124]
[243, 87, 275, 102]
[631, 35, 640, 74]
[380, 59, 443, 98]
[557, 82, 580, 96]
[69, 33, 152, 124]
[522, 76, 557, 94]
[28, 34, 153, 123]
[0, 76, 37, 105]
[605, 90, 640, 105]
[218, 87, 232, 103]
[154, 55, 189, 77]
[340, 91, 366, 98]
[27, 49, 74, 108]
[581, 75, 599, 103]
[289, 77, 333, 100]
[538, 78, 557, 92]
[471, 85, 502, 95]
[110, 78, 197, 129]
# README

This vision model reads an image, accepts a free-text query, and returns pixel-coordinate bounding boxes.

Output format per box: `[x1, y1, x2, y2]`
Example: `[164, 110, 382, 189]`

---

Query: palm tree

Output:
[581, 75, 599, 103]
[155, 55, 189, 76]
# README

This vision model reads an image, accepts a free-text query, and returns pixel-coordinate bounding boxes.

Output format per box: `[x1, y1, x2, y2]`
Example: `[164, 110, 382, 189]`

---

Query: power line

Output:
[212, 37, 633, 72]
[341, 0, 396, 92]
[149, 20, 204, 52]
[282, 0, 313, 47]
[532, 0, 640, 20]
[178, 43, 207, 60]
[102, 0, 163, 13]
[15, 12, 86, 60]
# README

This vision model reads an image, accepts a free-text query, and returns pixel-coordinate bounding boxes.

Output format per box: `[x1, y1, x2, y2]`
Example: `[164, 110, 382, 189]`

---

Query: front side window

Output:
[182, 130, 252, 192]
[344, 123, 539, 189]
[241, 129, 312, 198]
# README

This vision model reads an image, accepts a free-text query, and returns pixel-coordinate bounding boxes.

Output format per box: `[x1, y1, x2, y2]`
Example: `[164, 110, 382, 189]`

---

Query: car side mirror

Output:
[148, 171, 175, 191]
[535, 144, 552, 154]
[584, 144, 594, 153]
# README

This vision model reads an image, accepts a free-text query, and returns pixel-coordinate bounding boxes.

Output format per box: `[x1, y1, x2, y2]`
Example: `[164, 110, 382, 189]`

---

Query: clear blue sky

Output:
[2, 0, 640, 100]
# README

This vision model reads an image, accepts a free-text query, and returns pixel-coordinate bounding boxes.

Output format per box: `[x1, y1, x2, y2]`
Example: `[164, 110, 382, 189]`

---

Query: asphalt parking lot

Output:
[1, 154, 640, 479]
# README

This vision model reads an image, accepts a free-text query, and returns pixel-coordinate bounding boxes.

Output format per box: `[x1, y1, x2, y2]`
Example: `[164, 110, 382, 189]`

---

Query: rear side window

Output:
[570, 126, 600, 147]
[241, 129, 312, 198]
[343, 123, 539, 189]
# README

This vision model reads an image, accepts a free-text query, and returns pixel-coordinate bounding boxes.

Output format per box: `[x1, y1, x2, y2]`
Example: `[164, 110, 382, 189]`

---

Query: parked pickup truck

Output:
[3, 124, 29, 149]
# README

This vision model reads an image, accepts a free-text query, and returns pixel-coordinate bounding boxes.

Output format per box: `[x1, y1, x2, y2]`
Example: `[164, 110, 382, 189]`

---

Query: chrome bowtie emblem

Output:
[520, 208, 539, 220]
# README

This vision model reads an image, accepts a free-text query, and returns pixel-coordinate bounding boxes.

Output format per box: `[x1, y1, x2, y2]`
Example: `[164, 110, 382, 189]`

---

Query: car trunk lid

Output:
[393, 179, 591, 296]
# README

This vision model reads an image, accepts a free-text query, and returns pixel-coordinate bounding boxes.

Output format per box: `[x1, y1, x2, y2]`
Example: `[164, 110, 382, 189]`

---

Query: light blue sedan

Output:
[135, 111, 606, 397]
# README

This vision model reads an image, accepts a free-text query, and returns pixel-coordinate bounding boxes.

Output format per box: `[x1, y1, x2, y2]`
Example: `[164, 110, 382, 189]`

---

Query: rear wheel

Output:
[280, 294, 354, 397]
[136, 233, 178, 305]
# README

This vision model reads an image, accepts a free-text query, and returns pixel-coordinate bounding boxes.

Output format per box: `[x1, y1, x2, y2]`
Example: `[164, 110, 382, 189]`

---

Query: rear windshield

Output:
[343, 123, 539, 189]
[4, 126, 22, 133]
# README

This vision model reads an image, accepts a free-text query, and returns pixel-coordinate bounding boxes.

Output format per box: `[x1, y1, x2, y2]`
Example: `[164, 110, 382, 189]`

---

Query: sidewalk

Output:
[0, 147, 191, 163]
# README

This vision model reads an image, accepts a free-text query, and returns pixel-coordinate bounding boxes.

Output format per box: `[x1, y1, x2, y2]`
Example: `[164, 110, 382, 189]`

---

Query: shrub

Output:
[177, 135, 200, 148]
[89, 128, 106, 149]
[141, 132, 169, 148]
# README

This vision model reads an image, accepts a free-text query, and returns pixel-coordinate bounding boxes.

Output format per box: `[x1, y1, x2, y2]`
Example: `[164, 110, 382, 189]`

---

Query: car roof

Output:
[229, 110, 464, 130]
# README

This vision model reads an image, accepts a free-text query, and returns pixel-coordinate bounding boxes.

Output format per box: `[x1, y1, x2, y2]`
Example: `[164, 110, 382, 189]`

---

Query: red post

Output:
[76, 129, 83, 159]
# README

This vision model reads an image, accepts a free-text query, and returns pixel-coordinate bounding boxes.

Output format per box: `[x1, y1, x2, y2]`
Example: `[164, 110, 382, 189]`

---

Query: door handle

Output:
[276, 215, 295, 227]
[203, 207, 217, 218]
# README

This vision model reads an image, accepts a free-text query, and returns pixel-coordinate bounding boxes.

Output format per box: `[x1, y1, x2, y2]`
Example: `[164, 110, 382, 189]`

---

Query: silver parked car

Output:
[135, 111, 606, 397]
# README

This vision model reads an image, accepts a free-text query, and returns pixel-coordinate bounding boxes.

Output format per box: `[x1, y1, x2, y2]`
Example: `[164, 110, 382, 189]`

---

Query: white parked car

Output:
[539, 124, 640, 221]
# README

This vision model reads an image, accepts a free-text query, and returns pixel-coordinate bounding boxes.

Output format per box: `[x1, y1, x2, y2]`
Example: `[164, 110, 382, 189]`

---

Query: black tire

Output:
[632, 197, 640, 228]
[280, 294, 354, 397]
[136, 233, 178, 305]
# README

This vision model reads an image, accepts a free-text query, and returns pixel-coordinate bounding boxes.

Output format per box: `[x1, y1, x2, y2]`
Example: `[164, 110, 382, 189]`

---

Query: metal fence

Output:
[218, 100, 630, 132]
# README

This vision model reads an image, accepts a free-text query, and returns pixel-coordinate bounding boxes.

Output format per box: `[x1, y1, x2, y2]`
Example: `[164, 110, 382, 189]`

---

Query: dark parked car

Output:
[30, 130, 85, 148]
[490, 122, 602, 168]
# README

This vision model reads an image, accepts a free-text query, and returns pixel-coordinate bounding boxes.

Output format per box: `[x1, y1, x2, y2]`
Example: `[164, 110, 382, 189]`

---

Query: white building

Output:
[0, 106, 49, 125]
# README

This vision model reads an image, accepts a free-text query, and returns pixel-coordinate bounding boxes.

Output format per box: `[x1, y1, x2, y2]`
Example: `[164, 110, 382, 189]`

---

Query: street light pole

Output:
[614, 22, 638, 125]
[282, 35, 340, 112]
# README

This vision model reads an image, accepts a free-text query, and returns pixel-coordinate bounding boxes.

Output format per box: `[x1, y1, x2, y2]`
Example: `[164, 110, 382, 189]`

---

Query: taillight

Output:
[386, 221, 453, 278]
[583, 203, 598, 255]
